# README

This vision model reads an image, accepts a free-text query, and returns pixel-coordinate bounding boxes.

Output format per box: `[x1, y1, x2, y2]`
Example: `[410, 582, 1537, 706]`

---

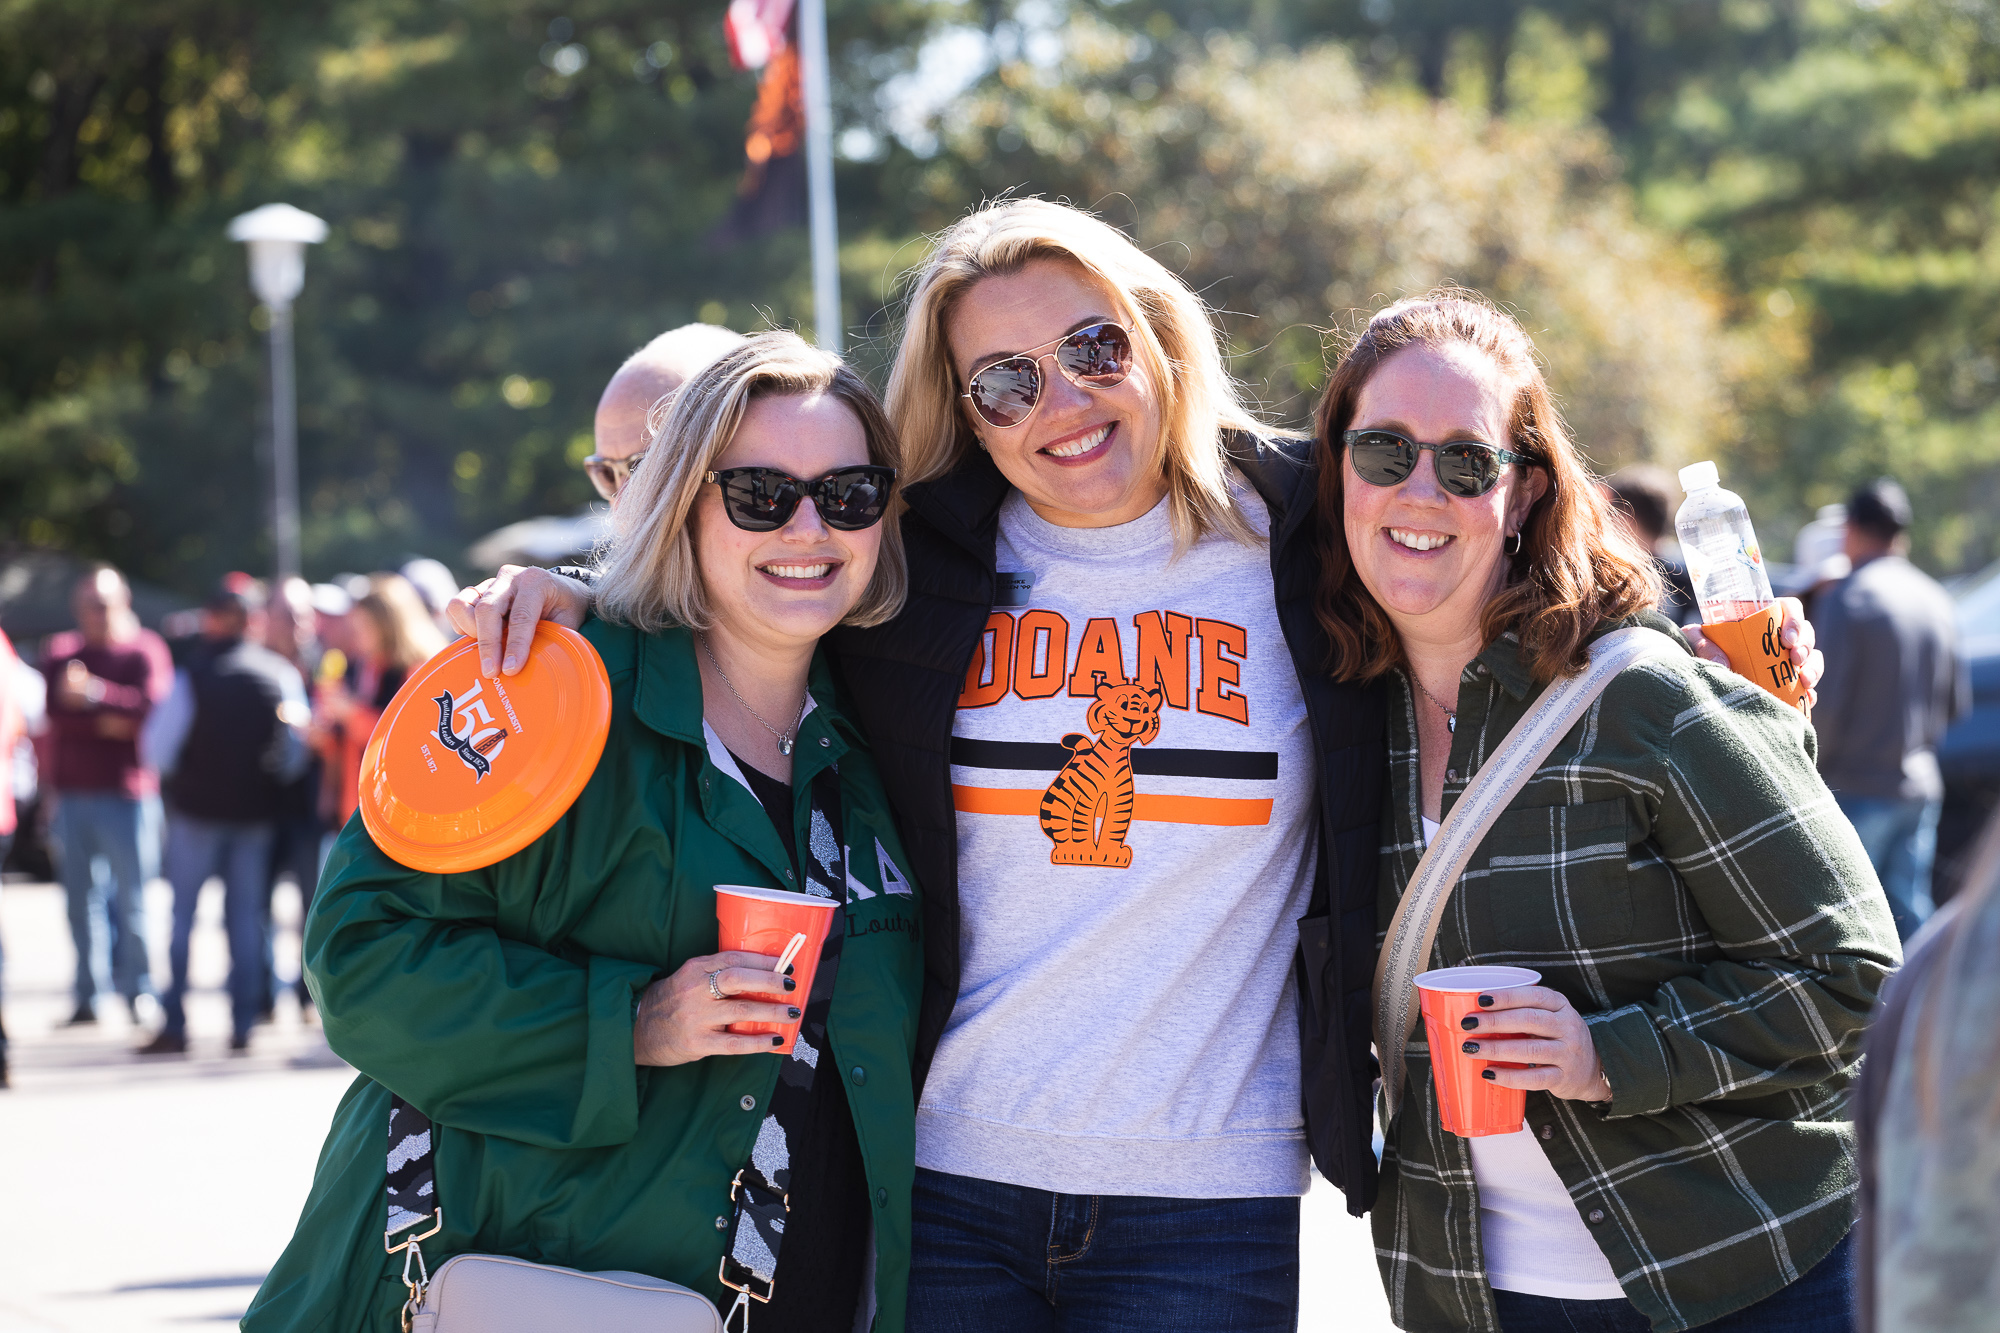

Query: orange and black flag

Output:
[710, 0, 807, 246]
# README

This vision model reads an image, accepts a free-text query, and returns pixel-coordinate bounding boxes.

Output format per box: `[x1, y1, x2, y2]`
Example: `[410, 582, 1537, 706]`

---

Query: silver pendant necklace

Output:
[1414, 676, 1458, 734]
[700, 635, 808, 756]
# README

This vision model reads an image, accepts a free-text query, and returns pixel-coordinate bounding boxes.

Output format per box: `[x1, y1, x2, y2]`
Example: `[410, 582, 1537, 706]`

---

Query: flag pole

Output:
[797, 0, 841, 353]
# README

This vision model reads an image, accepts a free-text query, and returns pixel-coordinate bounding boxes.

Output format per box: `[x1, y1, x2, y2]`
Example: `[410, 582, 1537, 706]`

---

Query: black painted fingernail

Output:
[787, 1007, 801, 1020]
[783, 978, 796, 992]
[1480, 1068, 1496, 1081]
[785, 964, 796, 976]
[1462, 1041, 1480, 1055]
[1477, 994, 1495, 1007]
[771, 1035, 784, 1046]
[1461, 1015, 1479, 1030]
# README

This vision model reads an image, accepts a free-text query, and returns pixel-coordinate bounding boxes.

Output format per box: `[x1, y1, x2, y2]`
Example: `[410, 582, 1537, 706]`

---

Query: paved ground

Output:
[0, 876, 1395, 1331]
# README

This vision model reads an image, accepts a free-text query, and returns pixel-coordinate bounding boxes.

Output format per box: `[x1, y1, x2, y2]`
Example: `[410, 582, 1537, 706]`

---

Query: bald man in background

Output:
[452, 323, 745, 667]
[578, 322, 746, 503]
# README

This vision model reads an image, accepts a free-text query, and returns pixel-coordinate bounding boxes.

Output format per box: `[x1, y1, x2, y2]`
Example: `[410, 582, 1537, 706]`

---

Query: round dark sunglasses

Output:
[1342, 429, 1535, 499]
[960, 322, 1134, 429]
[704, 465, 897, 532]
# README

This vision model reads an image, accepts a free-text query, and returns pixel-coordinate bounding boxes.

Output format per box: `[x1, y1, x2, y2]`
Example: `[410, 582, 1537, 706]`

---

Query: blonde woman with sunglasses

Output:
[461, 199, 1821, 1331]
[250, 333, 924, 1333]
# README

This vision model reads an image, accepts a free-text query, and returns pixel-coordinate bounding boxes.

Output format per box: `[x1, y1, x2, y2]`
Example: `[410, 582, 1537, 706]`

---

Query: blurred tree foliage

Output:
[0, 0, 940, 589]
[1, 0, 1994, 593]
[904, 27, 1733, 470]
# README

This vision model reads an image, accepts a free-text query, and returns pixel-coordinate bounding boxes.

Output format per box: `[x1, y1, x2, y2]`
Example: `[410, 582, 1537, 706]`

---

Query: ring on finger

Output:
[706, 969, 726, 1001]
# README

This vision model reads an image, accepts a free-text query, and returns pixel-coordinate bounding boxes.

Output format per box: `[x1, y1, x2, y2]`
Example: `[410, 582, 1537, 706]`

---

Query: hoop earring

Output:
[1505, 531, 1523, 556]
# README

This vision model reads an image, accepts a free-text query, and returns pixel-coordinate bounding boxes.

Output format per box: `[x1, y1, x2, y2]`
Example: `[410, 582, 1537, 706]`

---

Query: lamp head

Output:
[227, 203, 328, 308]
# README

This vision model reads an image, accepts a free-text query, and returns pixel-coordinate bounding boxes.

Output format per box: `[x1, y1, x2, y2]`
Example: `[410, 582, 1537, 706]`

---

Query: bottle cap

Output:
[1678, 461, 1720, 492]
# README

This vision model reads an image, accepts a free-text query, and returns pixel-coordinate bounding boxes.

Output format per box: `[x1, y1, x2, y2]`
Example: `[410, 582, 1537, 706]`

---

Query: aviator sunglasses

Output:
[960, 322, 1135, 429]
[1342, 429, 1536, 499]
[704, 464, 898, 532]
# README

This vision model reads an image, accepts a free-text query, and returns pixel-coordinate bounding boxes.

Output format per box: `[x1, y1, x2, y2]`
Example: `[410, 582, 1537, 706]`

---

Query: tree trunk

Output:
[1601, 3, 1642, 133]
[1486, 3, 1518, 117]
[142, 36, 179, 214]
[1417, 26, 1449, 100]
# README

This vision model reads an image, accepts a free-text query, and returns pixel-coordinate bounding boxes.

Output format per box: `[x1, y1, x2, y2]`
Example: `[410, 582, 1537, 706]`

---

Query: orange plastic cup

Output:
[1415, 965, 1542, 1138]
[1702, 604, 1809, 711]
[714, 885, 839, 1054]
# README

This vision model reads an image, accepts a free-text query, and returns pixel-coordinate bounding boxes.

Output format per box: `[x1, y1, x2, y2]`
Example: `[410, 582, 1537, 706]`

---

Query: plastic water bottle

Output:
[1674, 461, 1774, 625]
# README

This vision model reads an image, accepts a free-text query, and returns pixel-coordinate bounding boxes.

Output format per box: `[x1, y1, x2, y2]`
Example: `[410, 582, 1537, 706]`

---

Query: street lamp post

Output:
[228, 203, 327, 583]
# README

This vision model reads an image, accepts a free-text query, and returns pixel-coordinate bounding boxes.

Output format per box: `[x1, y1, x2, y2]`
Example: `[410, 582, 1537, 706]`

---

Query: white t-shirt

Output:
[1419, 816, 1624, 1299]
[916, 487, 1317, 1198]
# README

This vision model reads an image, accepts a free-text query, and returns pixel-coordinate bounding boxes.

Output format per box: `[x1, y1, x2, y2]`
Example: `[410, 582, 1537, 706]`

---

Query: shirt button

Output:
[1587, 1209, 1606, 1226]
[1539, 1124, 1553, 1141]
[784, 869, 794, 881]
[819, 737, 831, 748]
[739, 1094, 756, 1112]
[715, 1216, 729, 1231]
[1446, 768, 1458, 782]
[876, 1187, 888, 1208]
[850, 1065, 866, 1086]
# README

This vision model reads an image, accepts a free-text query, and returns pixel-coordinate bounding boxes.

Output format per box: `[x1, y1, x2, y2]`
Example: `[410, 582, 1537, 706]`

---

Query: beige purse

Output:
[1371, 627, 1680, 1120]
[405, 1253, 722, 1333]
[383, 1097, 722, 1333]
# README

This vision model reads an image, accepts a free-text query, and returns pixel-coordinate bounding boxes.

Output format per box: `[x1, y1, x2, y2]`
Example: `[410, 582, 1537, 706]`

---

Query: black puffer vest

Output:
[827, 434, 1389, 1213]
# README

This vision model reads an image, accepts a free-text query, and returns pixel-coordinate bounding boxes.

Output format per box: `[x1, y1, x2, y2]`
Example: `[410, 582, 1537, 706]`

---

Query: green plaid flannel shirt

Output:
[1372, 614, 1902, 1332]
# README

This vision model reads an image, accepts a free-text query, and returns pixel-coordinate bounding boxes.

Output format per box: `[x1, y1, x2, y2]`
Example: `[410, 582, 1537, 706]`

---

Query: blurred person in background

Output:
[1857, 808, 2000, 1332]
[453, 322, 746, 666]
[42, 564, 173, 1026]
[310, 574, 445, 833]
[398, 557, 462, 638]
[262, 576, 329, 1018]
[1814, 477, 1970, 939]
[0, 623, 24, 1087]
[1603, 465, 1698, 626]
[584, 323, 747, 504]
[139, 586, 310, 1055]
[311, 582, 356, 666]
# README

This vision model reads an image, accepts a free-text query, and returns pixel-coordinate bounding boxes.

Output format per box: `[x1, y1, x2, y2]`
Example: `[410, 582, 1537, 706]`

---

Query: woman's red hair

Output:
[1312, 290, 1661, 685]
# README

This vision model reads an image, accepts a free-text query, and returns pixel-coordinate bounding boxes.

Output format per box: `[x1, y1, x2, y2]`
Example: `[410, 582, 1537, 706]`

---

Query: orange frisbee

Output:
[357, 622, 612, 874]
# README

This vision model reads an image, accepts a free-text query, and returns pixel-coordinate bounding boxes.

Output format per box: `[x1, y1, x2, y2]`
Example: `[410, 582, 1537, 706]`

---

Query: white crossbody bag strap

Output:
[1371, 627, 1682, 1121]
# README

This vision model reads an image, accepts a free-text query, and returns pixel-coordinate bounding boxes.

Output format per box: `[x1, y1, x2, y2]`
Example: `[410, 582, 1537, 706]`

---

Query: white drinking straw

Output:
[773, 931, 810, 979]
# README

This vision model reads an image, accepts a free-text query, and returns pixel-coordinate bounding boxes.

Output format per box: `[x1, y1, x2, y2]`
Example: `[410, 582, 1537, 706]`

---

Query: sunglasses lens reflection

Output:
[1349, 433, 1419, 487]
[969, 361, 1041, 429]
[722, 472, 802, 530]
[1437, 444, 1504, 497]
[1057, 324, 1132, 384]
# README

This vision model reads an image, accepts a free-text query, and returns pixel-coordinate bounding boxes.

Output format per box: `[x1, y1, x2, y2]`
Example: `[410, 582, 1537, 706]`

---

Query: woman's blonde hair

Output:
[356, 574, 447, 672]
[1312, 290, 1661, 685]
[595, 330, 907, 632]
[886, 197, 1263, 552]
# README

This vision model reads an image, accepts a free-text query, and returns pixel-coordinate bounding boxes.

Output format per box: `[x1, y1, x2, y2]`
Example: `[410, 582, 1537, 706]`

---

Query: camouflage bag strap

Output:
[717, 761, 849, 1333]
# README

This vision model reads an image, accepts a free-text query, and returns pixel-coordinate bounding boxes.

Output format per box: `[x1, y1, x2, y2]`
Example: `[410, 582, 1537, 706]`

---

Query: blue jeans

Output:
[1492, 1230, 1854, 1332]
[54, 791, 159, 1008]
[265, 810, 325, 1005]
[907, 1167, 1299, 1333]
[1836, 794, 1939, 940]
[161, 814, 274, 1041]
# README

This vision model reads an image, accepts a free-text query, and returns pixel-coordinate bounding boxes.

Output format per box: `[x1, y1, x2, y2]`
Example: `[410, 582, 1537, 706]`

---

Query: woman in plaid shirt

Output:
[1311, 292, 1902, 1332]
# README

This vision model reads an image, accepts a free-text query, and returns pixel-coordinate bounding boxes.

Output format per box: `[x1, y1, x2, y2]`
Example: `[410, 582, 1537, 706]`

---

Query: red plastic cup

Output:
[714, 885, 839, 1054]
[1415, 965, 1542, 1137]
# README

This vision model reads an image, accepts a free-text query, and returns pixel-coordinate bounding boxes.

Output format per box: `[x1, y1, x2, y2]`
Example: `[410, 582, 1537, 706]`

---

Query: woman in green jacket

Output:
[245, 332, 924, 1333]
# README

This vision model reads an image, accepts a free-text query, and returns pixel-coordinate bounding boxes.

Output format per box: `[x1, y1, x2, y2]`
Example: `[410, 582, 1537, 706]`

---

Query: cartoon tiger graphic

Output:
[1038, 677, 1164, 867]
